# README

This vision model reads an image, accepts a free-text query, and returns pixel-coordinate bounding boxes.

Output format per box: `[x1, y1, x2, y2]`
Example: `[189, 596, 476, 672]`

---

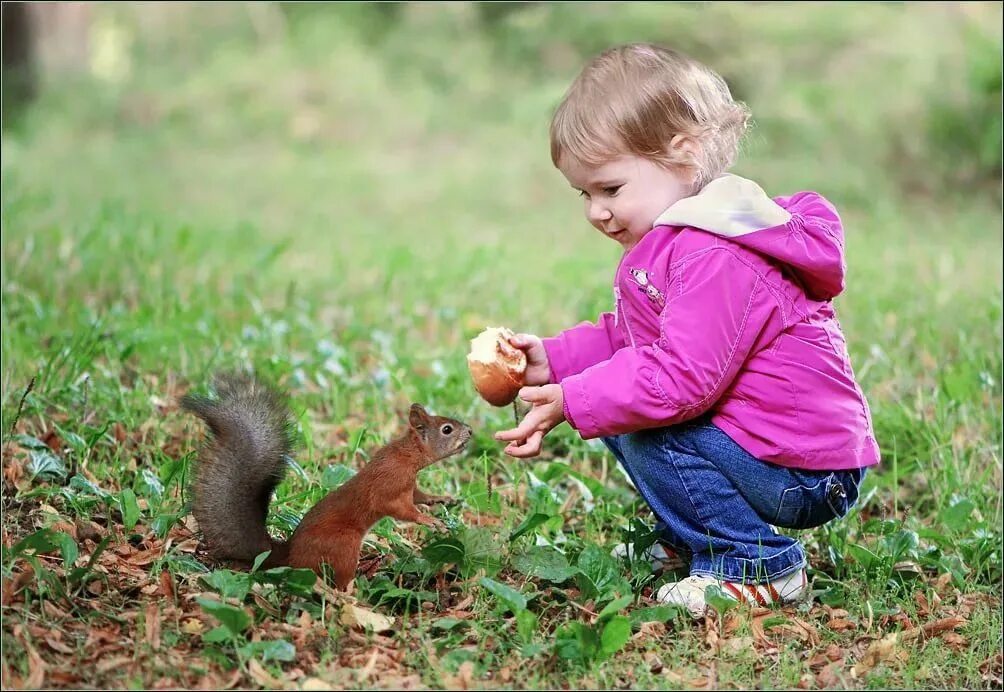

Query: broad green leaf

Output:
[575, 544, 623, 600]
[555, 621, 598, 663]
[422, 537, 466, 567]
[847, 543, 880, 570]
[10, 528, 60, 557]
[28, 450, 66, 482]
[203, 626, 233, 644]
[238, 639, 296, 662]
[479, 577, 527, 613]
[940, 499, 976, 533]
[200, 570, 252, 602]
[12, 434, 49, 450]
[53, 531, 78, 569]
[138, 469, 164, 499]
[431, 617, 469, 632]
[69, 475, 111, 500]
[119, 488, 141, 530]
[68, 535, 111, 586]
[320, 464, 356, 489]
[459, 527, 502, 578]
[251, 551, 273, 573]
[599, 615, 632, 658]
[255, 566, 317, 596]
[704, 585, 739, 615]
[516, 609, 538, 643]
[509, 513, 552, 542]
[596, 595, 633, 622]
[884, 529, 919, 561]
[511, 546, 578, 583]
[197, 597, 252, 634]
[629, 605, 682, 626]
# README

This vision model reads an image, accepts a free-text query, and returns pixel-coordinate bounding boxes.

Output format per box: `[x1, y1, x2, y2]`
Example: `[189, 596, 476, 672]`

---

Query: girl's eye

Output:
[603, 185, 622, 196]
[577, 190, 589, 198]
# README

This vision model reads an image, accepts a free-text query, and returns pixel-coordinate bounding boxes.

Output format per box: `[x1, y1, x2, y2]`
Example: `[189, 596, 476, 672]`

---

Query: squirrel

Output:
[180, 372, 472, 590]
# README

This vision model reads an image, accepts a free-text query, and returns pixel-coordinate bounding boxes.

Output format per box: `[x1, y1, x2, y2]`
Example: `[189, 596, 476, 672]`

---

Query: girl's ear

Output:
[668, 134, 701, 183]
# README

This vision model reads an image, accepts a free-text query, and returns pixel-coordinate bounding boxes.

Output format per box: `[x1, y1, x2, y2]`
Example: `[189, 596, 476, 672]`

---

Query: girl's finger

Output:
[505, 430, 543, 458]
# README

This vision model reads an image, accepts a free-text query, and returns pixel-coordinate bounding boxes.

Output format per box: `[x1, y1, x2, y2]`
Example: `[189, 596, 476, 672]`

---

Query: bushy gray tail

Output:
[181, 372, 295, 564]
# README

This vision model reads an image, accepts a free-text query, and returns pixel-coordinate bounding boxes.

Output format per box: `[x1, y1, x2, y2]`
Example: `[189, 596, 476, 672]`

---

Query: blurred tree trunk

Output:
[2, 2, 92, 126]
[2, 1, 36, 123]
[29, 2, 92, 77]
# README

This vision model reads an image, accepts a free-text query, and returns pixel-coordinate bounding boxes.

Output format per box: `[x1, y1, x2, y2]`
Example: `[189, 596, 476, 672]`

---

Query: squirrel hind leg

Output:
[287, 534, 362, 591]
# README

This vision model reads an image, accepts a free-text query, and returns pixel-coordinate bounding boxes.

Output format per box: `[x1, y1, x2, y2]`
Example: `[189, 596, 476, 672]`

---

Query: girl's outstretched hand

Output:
[494, 384, 565, 458]
[507, 333, 552, 386]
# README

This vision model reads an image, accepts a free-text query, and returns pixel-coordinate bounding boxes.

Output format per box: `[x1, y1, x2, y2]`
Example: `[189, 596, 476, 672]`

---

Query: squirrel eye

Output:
[441, 424, 453, 435]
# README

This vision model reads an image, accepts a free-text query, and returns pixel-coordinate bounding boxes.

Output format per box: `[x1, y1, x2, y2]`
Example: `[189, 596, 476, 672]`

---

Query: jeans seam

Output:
[663, 447, 719, 555]
[690, 541, 806, 582]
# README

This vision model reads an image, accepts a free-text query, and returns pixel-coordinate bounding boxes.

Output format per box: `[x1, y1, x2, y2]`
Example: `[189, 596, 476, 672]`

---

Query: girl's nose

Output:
[587, 200, 612, 223]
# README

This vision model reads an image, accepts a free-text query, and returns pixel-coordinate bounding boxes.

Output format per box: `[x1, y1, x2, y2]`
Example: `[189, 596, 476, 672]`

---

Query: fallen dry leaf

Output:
[145, 603, 161, 651]
[355, 648, 380, 685]
[815, 661, 843, 688]
[248, 658, 286, 689]
[96, 656, 132, 675]
[181, 618, 204, 635]
[942, 632, 968, 651]
[1, 564, 35, 606]
[827, 618, 856, 632]
[852, 616, 967, 677]
[339, 604, 394, 633]
[43, 633, 74, 655]
[157, 570, 175, 600]
[24, 638, 46, 689]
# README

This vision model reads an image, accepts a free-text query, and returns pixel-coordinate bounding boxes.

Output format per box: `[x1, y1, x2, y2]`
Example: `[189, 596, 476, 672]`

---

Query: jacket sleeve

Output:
[560, 246, 784, 438]
[542, 312, 626, 383]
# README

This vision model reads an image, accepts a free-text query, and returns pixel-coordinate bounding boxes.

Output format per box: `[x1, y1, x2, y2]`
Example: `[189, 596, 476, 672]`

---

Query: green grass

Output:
[2, 3, 1002, 689]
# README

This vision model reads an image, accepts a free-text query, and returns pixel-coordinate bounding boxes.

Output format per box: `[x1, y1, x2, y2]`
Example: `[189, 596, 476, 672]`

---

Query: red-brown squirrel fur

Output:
[181, 372, 471, 589]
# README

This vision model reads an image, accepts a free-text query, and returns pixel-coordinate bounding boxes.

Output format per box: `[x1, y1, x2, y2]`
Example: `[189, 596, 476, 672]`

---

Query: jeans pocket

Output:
[774, 472, 855, 530]
[823, 474, 851, 522]
[773, 477, 827, 529]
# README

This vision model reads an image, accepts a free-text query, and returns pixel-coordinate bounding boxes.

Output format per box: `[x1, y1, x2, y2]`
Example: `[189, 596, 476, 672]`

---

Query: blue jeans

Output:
[603, 418, 865, 584]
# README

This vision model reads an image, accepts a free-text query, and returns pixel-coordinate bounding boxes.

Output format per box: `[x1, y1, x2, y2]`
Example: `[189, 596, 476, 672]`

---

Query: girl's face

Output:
[559, 154, 693, 251]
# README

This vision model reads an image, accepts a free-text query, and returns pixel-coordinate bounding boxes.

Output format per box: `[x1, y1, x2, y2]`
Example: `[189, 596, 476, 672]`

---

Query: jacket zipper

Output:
[615, 285, 637, 348]
[613, 253, 637, 349]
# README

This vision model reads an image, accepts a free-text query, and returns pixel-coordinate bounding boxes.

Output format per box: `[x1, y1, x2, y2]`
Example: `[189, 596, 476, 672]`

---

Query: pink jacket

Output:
[543, 175, 880, 471]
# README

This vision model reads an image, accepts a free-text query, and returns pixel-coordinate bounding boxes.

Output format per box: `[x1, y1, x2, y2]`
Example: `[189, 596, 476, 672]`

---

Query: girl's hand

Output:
[494, 384, 565, 458]
[508, 333, 552, 386]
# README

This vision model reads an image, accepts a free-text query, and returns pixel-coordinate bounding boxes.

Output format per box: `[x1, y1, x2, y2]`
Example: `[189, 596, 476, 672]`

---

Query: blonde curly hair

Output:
[550, 43, 751, 190]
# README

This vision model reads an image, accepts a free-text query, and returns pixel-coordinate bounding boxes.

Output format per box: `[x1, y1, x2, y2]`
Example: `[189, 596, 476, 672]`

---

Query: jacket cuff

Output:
[561, 384, 577, 430]
[560, 376, 599, 439]
[542, 336, 567, 384]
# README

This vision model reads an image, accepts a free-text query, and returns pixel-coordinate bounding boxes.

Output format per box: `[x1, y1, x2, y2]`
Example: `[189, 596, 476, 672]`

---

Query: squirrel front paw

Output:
[416, 514, 449, 532]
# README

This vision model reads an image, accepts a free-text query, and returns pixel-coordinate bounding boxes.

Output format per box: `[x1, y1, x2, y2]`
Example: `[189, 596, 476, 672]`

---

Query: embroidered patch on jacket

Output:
[628, 267, 665, 308]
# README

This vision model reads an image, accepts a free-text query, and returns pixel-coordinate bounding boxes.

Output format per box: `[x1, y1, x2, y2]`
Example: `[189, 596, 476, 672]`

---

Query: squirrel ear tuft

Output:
[409, 404, 429, 437]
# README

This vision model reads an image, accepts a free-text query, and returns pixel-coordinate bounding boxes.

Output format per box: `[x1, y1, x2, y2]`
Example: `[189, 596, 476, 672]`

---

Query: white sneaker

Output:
[611, 540, 688, 572]
[656, 569, 808, 618]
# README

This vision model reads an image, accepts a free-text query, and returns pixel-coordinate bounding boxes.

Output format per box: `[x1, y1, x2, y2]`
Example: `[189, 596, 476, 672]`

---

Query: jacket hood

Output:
[653, 174, 847, 300]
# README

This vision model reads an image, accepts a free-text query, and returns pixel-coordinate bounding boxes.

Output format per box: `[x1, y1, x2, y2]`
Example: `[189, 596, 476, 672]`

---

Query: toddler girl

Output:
[495, 43, 880, 617]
